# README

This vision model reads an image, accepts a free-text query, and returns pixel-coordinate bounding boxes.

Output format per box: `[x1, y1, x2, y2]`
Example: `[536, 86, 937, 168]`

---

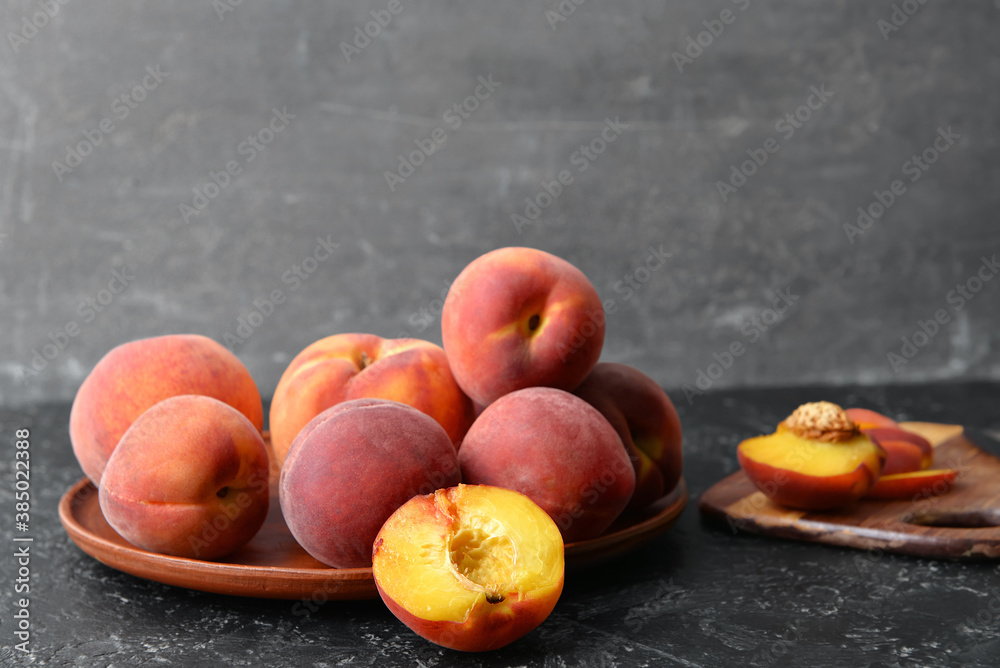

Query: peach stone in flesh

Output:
[737, 402, 886, 510]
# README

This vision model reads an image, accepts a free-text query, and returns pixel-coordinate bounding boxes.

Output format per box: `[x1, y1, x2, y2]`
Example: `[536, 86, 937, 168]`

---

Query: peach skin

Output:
[863, 469, 958, 500]
[458, 387, 634, 542]
[573, 362, 683, 508]
[70, 334, 263, 485]
[279, 399, 462, 568]
[98, 395, 270, 560]
[862, 427, 934, 475]
[269, 334, 474, 466]
[441, 247, 605, 407]
[845, 407, 898, 430]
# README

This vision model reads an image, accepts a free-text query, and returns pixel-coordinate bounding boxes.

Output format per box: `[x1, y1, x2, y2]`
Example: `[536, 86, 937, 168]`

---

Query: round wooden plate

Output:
[59, 473, 688, 600]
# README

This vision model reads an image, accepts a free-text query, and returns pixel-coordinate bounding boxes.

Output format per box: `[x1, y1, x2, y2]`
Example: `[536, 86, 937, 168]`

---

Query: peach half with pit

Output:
[279, 398, 462, 568]
[98, 395, 270, 560]
[372, 484, 564, 652]
[737, 402, 886, 510]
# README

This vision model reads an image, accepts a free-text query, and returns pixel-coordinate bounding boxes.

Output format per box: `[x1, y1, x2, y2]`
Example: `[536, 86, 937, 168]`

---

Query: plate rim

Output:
[59, 476, 688, 600]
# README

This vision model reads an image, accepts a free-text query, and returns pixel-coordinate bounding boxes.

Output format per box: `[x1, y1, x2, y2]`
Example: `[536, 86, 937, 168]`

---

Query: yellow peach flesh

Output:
[373, 485, 563, 624]
[739, 430, 880, 477]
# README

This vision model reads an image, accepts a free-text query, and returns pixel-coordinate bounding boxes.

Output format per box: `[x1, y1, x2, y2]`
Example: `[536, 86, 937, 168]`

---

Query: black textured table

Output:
[2, 384, 999, 667]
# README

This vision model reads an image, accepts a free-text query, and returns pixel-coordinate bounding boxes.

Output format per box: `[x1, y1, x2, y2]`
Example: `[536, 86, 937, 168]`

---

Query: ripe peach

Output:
[70, 334, 263, 485]
[737, 402, 886, 510]
[279, 399, 462, 568]
[98, 395, 270, 560]
[269, 334, 474, 465]
[441, 247, 605, 406]
[863, 469, 958, 500]
[458, 387, 634, 542]
[862, 427, 934, 475]
[372, 484, 564, 652]
[573, 362, 683, 508]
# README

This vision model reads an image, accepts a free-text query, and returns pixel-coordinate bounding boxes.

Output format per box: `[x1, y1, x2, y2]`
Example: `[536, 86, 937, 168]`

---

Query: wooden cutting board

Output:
[698, 423, 1000, 560]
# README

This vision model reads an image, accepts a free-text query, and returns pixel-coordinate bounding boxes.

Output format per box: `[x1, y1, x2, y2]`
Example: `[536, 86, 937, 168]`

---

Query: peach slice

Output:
[863, 427, 934, 475]
[372, 484, 564, 652]
[863, 469, 957, 500]
[845, 407, 898, 431]
[737, 402, 885, 510]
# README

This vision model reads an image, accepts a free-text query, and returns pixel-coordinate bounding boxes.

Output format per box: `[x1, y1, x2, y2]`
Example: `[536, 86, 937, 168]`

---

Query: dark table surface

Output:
[2, 383, 999, 667]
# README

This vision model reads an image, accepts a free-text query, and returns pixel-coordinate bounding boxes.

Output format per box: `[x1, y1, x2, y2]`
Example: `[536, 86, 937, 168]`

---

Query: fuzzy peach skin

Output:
[862, 427, 934, 475]
[98, 395, 270, 560]
[269, 334, 474, 465]
[573, 363, 683, 509]
[737, 429, 885, 510]
[279, 398, 462, 568]
[458, 387, 634, 542]
[373, 484, 564, 652]
[70, 334, 263, 485]
[441, 247, 605, 407]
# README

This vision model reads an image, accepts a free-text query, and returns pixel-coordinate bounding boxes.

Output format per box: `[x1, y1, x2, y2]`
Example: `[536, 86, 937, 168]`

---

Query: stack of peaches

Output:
[69, 247, 684, 652]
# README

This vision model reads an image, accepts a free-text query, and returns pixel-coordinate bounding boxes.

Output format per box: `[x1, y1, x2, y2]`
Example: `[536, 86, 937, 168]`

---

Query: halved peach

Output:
[845, 407, 898, 431]
[737, 428, 885, 510]
[372, 484, 564, 652]
[863, 427, 933, 475]
[863, 469, 957, 500]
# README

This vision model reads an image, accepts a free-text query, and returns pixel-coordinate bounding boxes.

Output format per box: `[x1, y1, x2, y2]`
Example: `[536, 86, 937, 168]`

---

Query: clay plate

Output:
[59, 433, 687, 600]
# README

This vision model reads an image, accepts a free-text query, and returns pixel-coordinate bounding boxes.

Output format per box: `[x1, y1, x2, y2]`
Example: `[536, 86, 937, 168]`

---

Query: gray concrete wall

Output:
[2, 0, 998, 407]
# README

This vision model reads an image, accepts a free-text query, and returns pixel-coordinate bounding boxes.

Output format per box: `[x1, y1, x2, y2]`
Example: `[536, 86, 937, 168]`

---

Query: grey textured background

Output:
[2, 0, 999, 407]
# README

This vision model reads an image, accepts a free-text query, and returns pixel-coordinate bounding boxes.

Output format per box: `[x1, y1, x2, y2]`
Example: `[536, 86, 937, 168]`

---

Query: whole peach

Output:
[441, 247, 605, 407]
[574, 363, 683, 508]
[98, 395, 270, 560]
[269, 334, 474, 465]
[70, 334, 263, 484]
[279, 399, 462, 568]
[458, 387, 634, 542]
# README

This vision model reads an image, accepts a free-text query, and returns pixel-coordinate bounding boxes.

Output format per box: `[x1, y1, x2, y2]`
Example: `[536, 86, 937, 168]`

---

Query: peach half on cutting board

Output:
[737, 401, 886, 510]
